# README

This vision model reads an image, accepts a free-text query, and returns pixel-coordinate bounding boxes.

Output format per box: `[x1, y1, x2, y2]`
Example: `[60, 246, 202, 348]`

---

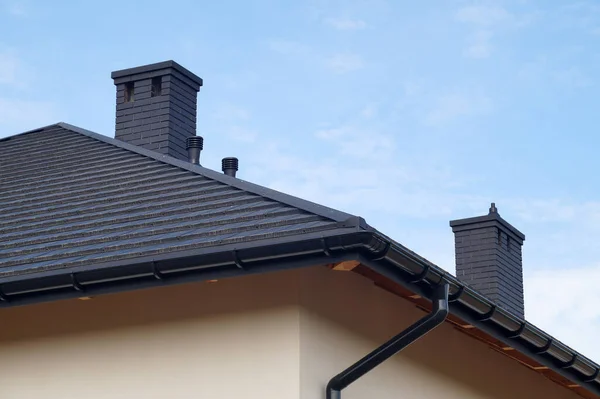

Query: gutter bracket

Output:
[370, 241, 390, 261]
[409, 265, 430, 284]
[535, 338, 553, 355]
[478, 305, 496, 322]
[152, 262, 164, 280]
[322, 238, 333, 258]
[448, 286, 464, 302]
[325, 283, 449, 399]
[71, 273, 84, 292]
[560, 354, 578, 369]
[0, 287, 9, 302]
[584, 368, 600, 383]
[232, 251, 245, 270]
[507, 322, 526, 339]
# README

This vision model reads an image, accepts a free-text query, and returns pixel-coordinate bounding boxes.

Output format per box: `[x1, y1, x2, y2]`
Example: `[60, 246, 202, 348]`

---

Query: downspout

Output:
[325, 283, 449, 399]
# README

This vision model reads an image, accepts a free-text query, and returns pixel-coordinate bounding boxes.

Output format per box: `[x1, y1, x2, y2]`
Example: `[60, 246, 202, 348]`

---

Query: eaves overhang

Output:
[0, 228, 597, 396]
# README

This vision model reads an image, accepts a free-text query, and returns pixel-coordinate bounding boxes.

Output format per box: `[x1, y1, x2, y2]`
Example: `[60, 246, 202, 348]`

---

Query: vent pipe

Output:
[186, 136, 203, 165]
[222, 157, 239, 177]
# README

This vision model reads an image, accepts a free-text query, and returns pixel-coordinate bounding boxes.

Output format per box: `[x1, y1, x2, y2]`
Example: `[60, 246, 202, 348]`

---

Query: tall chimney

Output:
[111, 60, 203, 161]
[450, 203, 526, 319]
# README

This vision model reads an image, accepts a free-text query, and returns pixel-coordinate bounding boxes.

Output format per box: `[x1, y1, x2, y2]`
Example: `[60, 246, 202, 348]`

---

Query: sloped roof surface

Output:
[0, 123, 357, 281]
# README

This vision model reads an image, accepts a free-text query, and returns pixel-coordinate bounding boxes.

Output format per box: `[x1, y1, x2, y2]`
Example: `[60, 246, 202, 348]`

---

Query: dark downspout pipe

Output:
[326, 283, 449, 399]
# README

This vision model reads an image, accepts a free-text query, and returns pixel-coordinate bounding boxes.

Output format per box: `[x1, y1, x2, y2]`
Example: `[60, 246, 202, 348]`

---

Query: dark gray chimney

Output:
[111, 60, 203, 161]
[450, 203, 526, 319]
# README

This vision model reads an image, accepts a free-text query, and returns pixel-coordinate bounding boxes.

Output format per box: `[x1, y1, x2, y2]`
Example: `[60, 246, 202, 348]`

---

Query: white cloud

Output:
[7, 1, 26, 16]
[552, 66, 593, 88]
[251, 148, 472, 231]
[360, 104, 377, 118]
[507, 198, 578, 223]
[315, 125, 396, 161]
[268, 39, 312, 57]
[455, 5, 512, 26]
[518, 59, 593, 89]
[214, 103, 251, 121]
[237, 120, 468, 225]
[0, 53, 20, 86]
[223, 125, 258, 143]
[2, 1, 28, 16]
[463, 30, 493, 59]
[211, 104, 255, 143]
[267, 40, 365, 74]
[454, 4, 531, 58]
[505, 198, 600, 228]
[553, 2, 600, 34]
[0, 51, 35, 89]
[525, 265, 600, 362]
[314, 126, 345, 140]
[324, 16, 366, 30]
[425, 91, 493, 126]
[324, 53, 364, 73]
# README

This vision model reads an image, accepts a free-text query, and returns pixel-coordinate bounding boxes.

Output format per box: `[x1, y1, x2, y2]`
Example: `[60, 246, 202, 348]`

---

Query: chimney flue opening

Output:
[186, 136, 203, 165]
[222, 157, 239, 177]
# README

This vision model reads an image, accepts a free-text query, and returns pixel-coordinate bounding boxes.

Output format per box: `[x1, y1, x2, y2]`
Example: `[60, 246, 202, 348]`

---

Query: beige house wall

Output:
[0, 271, 302, 399]
[0, 266, 580, 399]
[298, 267, 578, 399]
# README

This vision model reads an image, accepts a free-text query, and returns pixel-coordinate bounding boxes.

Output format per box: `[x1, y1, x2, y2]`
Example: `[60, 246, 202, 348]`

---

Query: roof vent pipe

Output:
[186, 136, 203, 165]
[222, 157, 238, 177]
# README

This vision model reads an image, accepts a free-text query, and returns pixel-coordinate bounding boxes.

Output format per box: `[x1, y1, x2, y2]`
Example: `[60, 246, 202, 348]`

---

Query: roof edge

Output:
[0, 121, 67, 142]
[363, 232, 600, 396]
[56, 122, 358, 225]
[0, 226, 596, 396]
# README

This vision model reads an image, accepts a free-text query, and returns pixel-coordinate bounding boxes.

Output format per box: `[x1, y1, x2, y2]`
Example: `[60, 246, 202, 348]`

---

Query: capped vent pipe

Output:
[222, 157, 239, 177]
[186, 136, 203, 165]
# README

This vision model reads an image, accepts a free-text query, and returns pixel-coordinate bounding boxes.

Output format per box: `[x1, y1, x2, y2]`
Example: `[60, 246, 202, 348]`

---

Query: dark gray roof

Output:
[0, 123, 362, 282]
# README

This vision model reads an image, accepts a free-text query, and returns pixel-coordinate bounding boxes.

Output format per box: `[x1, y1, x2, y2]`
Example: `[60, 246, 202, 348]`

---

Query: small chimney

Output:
[222, 157, 238, 177]
[186, 136, 203, 164]
[450, 203, 526, 319]
[111, 60, 203, 161]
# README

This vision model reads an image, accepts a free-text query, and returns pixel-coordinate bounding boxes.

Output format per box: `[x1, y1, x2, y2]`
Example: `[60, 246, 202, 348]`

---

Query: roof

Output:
[0, 123, 362, 282]
[1, 122, 599, 398]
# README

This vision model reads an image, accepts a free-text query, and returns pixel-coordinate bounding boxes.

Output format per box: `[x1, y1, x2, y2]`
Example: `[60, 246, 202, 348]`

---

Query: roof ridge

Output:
[0, 121, 65, 143]
[55, 122, 362, 227]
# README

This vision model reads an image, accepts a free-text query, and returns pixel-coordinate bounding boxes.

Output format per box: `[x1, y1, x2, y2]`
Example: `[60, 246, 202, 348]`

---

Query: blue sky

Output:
[2, 0, 600, 361]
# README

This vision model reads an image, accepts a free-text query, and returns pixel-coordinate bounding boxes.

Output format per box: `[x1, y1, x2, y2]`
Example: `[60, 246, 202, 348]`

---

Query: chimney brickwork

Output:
[111, 61, 203, 161]
[450, 203, 526, 319]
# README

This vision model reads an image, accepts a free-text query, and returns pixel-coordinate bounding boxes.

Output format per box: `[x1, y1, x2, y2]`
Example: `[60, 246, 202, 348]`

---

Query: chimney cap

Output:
[450, 203, 525, 242]
[111, 60, 203, 88]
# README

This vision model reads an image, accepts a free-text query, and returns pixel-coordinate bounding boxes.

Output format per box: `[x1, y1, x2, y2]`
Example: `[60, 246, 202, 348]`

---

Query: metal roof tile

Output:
[0, 124, 355, 279]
